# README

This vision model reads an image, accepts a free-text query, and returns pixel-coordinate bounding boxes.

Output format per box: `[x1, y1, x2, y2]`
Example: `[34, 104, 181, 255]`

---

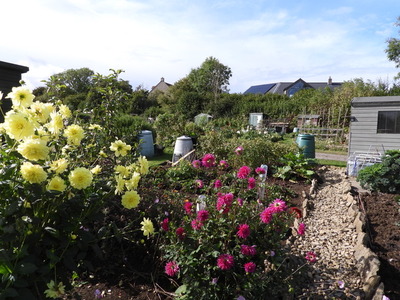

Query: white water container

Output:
[138, 130, 154, 158]
[172, 136, 193, 163]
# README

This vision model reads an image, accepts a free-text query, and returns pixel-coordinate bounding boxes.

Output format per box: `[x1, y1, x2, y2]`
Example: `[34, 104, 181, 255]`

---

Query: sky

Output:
[1, 0, 400, 93]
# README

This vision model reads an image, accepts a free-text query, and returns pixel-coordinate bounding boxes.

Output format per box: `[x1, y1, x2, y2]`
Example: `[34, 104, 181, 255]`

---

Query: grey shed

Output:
[349, 96, 400, 154]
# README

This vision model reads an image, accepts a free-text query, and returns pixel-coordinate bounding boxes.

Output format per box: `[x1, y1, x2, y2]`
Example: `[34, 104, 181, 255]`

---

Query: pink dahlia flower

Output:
[237, 166, 251, 179]
[197, 210, 209, 222]
[176, 227, 185, 239]
[235, 146, 244, 155]
[269, 198, 287, 213]
[219, 160, 229, 169]
[260, 207, 274, 224]
[244, 262, 256, 273]
[240, 245, 257, 256]
[201, 153, 216, 168]
[213, 179, 222, 189]
[191, 219, 203, 230]
[195, 179, 204, 189]
[297, 223, 306, 235]
[255, 167, 266, 174]
[237, 224, 251, 239]
[217, 254, 234, 270]
[192, 160, 202, 168]
[247, 177, 256, 189]
[161, 218, 169, 231]
[184, 202, 193, 215]
[305, 251, 317, 263]
[216, 193, 234, 213]
[165, 261, 180, 277]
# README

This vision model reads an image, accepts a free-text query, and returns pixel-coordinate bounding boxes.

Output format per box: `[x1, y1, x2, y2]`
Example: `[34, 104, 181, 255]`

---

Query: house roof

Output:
[244, 83, 275, 94]
[244, 78, 342, 96]
[150, 77, 172, 94]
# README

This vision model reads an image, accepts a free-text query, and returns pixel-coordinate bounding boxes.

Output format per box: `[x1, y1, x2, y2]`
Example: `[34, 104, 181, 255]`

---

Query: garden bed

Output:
[62, 170, 400, 300]
[62, 177, 311, 300]
[361, 192, 400, 299]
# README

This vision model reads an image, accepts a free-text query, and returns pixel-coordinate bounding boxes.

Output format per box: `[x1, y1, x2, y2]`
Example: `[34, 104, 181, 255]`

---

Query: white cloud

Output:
[1, 0, 399, 93]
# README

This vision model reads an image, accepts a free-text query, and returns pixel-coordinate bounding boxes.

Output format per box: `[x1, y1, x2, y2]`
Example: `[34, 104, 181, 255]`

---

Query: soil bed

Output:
[361, 192, 400, 299]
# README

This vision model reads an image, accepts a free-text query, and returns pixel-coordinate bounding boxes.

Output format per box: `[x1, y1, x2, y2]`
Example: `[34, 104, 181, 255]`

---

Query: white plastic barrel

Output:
[138, 130, 154, 158]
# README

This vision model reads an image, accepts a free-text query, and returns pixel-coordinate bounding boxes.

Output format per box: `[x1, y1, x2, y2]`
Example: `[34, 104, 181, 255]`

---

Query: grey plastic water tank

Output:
[138, 130, 154, 158]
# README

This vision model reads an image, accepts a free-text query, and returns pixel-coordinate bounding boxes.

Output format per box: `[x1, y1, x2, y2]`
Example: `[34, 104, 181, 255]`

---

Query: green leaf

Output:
[0, 263, 12, 275]
[0, 288, 19, 298]
[175, 284, 187, 295]
[16, 262, 37, 275]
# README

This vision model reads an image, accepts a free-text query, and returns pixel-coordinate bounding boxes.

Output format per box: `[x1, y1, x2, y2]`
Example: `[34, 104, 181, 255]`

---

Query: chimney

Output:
[328, 76, 332, 85]
[161, 77, 164, 82]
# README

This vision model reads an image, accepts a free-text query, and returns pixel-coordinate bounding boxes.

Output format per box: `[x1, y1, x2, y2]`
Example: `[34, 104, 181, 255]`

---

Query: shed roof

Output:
[351, 96, 400, 107]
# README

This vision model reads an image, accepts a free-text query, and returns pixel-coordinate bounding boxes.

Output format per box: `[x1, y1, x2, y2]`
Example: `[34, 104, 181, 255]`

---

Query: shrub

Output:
[0, 86, 148, 299]
[274, 152, 316, 182]
[158, 154, 301, 299]
[357, 150, 400, 193]
[197, 131, 296, 170]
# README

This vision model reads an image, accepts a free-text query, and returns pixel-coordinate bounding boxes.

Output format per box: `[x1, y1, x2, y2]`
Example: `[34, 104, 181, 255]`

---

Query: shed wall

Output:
[349, 97, 400, 154]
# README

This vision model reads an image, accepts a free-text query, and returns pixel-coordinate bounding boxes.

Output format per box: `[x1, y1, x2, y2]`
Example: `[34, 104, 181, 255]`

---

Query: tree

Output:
[187, 56, 232, 101]
[386, 16, 400, 79]
[43, 68, 95, 97]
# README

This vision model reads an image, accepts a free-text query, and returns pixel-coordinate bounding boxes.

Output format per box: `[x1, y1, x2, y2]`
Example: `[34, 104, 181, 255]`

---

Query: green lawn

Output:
[315, 159, 347, 168]
[147, 147, 174, 167]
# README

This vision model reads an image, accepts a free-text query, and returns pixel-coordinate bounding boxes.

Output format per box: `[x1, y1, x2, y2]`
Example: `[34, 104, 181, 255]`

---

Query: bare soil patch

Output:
[361, 192, 400, 299]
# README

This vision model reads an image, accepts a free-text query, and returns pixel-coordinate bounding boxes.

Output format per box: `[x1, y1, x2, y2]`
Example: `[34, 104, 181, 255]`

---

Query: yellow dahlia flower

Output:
[121, 190, 141, 209]
[59, 104, 71, 119]
[46, 112, 64, 135]
[49, 158, 69, 174]
[140, 217, 154, 236]
[64, 124, 84, 146]
[17, 138, 49, 161]
[47, 176, 67, 192]
[4, 112, 35, 140]
[115, 175, 125, 195]
[109, 140, 131, 157]
[115, 165, 129, 177]
[88, 124, 103, 130]
[29, 102, 54, 124]
[6, 86, 35, 108]
[138, 156, 149, 175]
[20, 162, 47, 184]
[68, 167, 93, 190]
[91, 165, 102, 174]
[125, 171, 141, 190]
[99, 150, 107, 158]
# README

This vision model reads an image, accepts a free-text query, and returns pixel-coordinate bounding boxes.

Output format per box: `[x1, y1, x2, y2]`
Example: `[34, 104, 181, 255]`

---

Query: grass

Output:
[147, 147, 174, 167]
[315, 159, 347, 168]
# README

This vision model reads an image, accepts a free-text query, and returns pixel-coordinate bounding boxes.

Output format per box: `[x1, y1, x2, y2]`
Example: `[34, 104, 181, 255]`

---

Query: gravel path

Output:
[289, 167, 364, 299]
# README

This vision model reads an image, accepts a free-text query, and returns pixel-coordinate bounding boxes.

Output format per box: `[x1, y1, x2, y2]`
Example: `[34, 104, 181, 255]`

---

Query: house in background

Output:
[0, 61, 29, 122]
[244, 77, 342, 97]
[149, 77, 172, 95]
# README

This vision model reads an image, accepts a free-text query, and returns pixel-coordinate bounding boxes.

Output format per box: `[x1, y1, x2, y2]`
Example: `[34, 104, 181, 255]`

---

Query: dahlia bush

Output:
[159, 153, 303, 299]
[0, 86, 148, 299]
